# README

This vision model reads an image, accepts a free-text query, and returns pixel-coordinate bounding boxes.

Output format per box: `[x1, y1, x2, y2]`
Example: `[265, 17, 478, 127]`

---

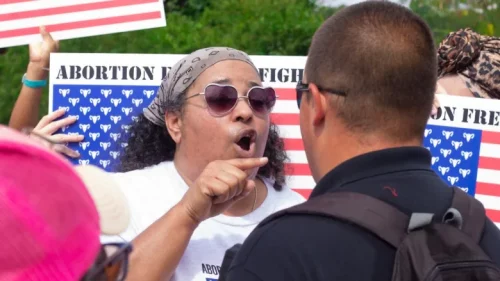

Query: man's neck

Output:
[173, 154, 204, 185]
[316, 132, 422, 181]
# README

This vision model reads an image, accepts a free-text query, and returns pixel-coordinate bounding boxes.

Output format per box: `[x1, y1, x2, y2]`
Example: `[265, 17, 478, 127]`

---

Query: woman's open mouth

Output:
[234, 129, 257, 157]
[237, 135, 252, 151]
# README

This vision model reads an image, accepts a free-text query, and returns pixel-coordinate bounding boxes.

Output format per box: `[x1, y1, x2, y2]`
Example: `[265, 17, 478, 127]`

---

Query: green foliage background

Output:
[0, 0, 498, 124]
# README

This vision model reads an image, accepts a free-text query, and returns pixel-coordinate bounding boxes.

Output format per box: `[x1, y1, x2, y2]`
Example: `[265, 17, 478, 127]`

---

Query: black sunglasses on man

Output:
[295, 81, 347, 108]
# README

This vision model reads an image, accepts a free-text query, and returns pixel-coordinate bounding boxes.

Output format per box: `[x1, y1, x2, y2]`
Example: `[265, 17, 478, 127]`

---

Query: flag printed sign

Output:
[426, 94, 500, 227]
[0, 0, 166, 48]
[49, 52, 309, 193]
[49, 53, 500, 227]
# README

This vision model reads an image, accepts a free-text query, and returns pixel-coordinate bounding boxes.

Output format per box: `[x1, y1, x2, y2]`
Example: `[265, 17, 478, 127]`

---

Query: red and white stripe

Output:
[0, 0, 166, 48]
[271, 88, 314, 199]
[472, 131, 500, 228]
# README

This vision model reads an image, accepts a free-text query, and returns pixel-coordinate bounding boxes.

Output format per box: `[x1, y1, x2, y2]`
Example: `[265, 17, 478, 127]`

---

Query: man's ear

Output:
[309, 83, 327, 126]
[165, 112, 182, 144]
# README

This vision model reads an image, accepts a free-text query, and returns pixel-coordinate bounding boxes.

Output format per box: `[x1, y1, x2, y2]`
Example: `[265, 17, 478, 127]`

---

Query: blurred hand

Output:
[178, 158, 268, 225]
[432, 82, 448, 117]
[431, 94, 441, 117]
[31, 108, 84, 158]
[27, 26, 59, 80]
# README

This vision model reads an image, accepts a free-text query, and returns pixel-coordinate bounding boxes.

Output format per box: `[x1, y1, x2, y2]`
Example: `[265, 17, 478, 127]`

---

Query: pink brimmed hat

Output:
[0, 125, 130, 281]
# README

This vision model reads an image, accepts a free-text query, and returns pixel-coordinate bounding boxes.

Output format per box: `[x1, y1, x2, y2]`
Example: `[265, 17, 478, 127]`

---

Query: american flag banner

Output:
[49, 53, 500, 226]
[0, 0, 166, 48]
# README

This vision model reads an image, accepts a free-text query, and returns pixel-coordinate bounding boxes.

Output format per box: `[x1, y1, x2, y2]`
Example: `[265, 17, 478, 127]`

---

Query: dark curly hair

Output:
[116, 89, 288, 191]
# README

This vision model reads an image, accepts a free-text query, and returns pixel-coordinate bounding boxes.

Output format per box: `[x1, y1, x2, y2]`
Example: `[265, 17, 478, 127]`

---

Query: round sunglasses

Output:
[186, 83, 277, 116]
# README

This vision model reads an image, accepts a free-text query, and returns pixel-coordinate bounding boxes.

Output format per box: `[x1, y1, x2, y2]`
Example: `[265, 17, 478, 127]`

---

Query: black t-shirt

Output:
[224, 147, 500, 281]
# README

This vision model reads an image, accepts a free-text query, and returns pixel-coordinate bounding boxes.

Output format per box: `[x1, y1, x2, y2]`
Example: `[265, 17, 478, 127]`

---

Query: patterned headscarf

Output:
[143, 47, 258, 127]
[437, 28, 500, 99]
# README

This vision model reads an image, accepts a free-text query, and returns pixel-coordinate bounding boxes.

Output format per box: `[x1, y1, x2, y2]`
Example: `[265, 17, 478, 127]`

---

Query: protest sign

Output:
[427, 94, 500, 226]
[49, 53, 500, 227]
[48, 52, 309, 196]
[0, 0, 166, 48]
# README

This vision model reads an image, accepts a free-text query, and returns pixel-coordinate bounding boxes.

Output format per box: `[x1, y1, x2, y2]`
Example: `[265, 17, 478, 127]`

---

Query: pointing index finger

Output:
[226, 157, 268, 173]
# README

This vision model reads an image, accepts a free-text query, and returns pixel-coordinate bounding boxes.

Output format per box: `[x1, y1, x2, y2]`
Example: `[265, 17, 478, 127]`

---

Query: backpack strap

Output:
[258, 191, 409, 248]
[449, 187, 486, 243]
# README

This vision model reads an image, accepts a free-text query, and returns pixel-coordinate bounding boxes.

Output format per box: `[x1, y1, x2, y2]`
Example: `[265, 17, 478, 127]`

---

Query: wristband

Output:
[22, 73, 47, 88]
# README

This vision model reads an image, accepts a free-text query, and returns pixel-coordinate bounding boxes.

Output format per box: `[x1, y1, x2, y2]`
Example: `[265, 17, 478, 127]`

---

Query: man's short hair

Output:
[305, 1, 437, 142]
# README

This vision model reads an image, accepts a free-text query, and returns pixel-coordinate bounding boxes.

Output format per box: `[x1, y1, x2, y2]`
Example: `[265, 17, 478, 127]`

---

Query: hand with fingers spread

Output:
[32, 108, 84, 158]
[178, 157, 269, 225]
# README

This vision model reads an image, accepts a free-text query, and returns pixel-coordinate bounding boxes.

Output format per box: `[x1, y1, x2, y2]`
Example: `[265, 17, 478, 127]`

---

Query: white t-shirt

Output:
[101, 161, 305, 281]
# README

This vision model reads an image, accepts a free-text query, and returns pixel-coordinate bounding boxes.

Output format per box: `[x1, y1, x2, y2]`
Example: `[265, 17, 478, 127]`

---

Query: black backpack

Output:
[251, 187, 500, 281]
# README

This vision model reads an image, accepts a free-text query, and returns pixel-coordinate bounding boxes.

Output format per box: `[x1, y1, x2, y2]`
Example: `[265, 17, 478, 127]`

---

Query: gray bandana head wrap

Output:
[143, 47, 258, 127]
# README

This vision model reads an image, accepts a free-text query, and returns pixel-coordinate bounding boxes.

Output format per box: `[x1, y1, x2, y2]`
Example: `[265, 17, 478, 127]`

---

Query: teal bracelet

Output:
[22, 73, 47, 88]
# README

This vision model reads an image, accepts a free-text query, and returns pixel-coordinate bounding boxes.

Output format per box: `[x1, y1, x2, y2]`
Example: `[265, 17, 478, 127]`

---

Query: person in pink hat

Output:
[0, 125, 132, 281]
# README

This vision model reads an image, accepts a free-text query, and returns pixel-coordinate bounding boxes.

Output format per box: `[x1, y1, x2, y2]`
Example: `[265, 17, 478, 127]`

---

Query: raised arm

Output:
[9, 26, 58, 130]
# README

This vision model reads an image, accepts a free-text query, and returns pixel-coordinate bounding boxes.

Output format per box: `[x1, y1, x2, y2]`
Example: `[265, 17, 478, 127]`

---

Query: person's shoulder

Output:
[228, 212, 394, 281]
[234, 213, 346, 261]
[101, 161, 182, 241]
[111, 161, 173, 177]
[242, 200, 400, 256]
[110, 161, 173, 191]
[226, 214, 363, 280]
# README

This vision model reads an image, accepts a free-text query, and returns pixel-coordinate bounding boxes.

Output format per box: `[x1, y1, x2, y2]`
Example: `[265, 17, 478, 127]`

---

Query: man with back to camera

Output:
[223, 1, 500, 281]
